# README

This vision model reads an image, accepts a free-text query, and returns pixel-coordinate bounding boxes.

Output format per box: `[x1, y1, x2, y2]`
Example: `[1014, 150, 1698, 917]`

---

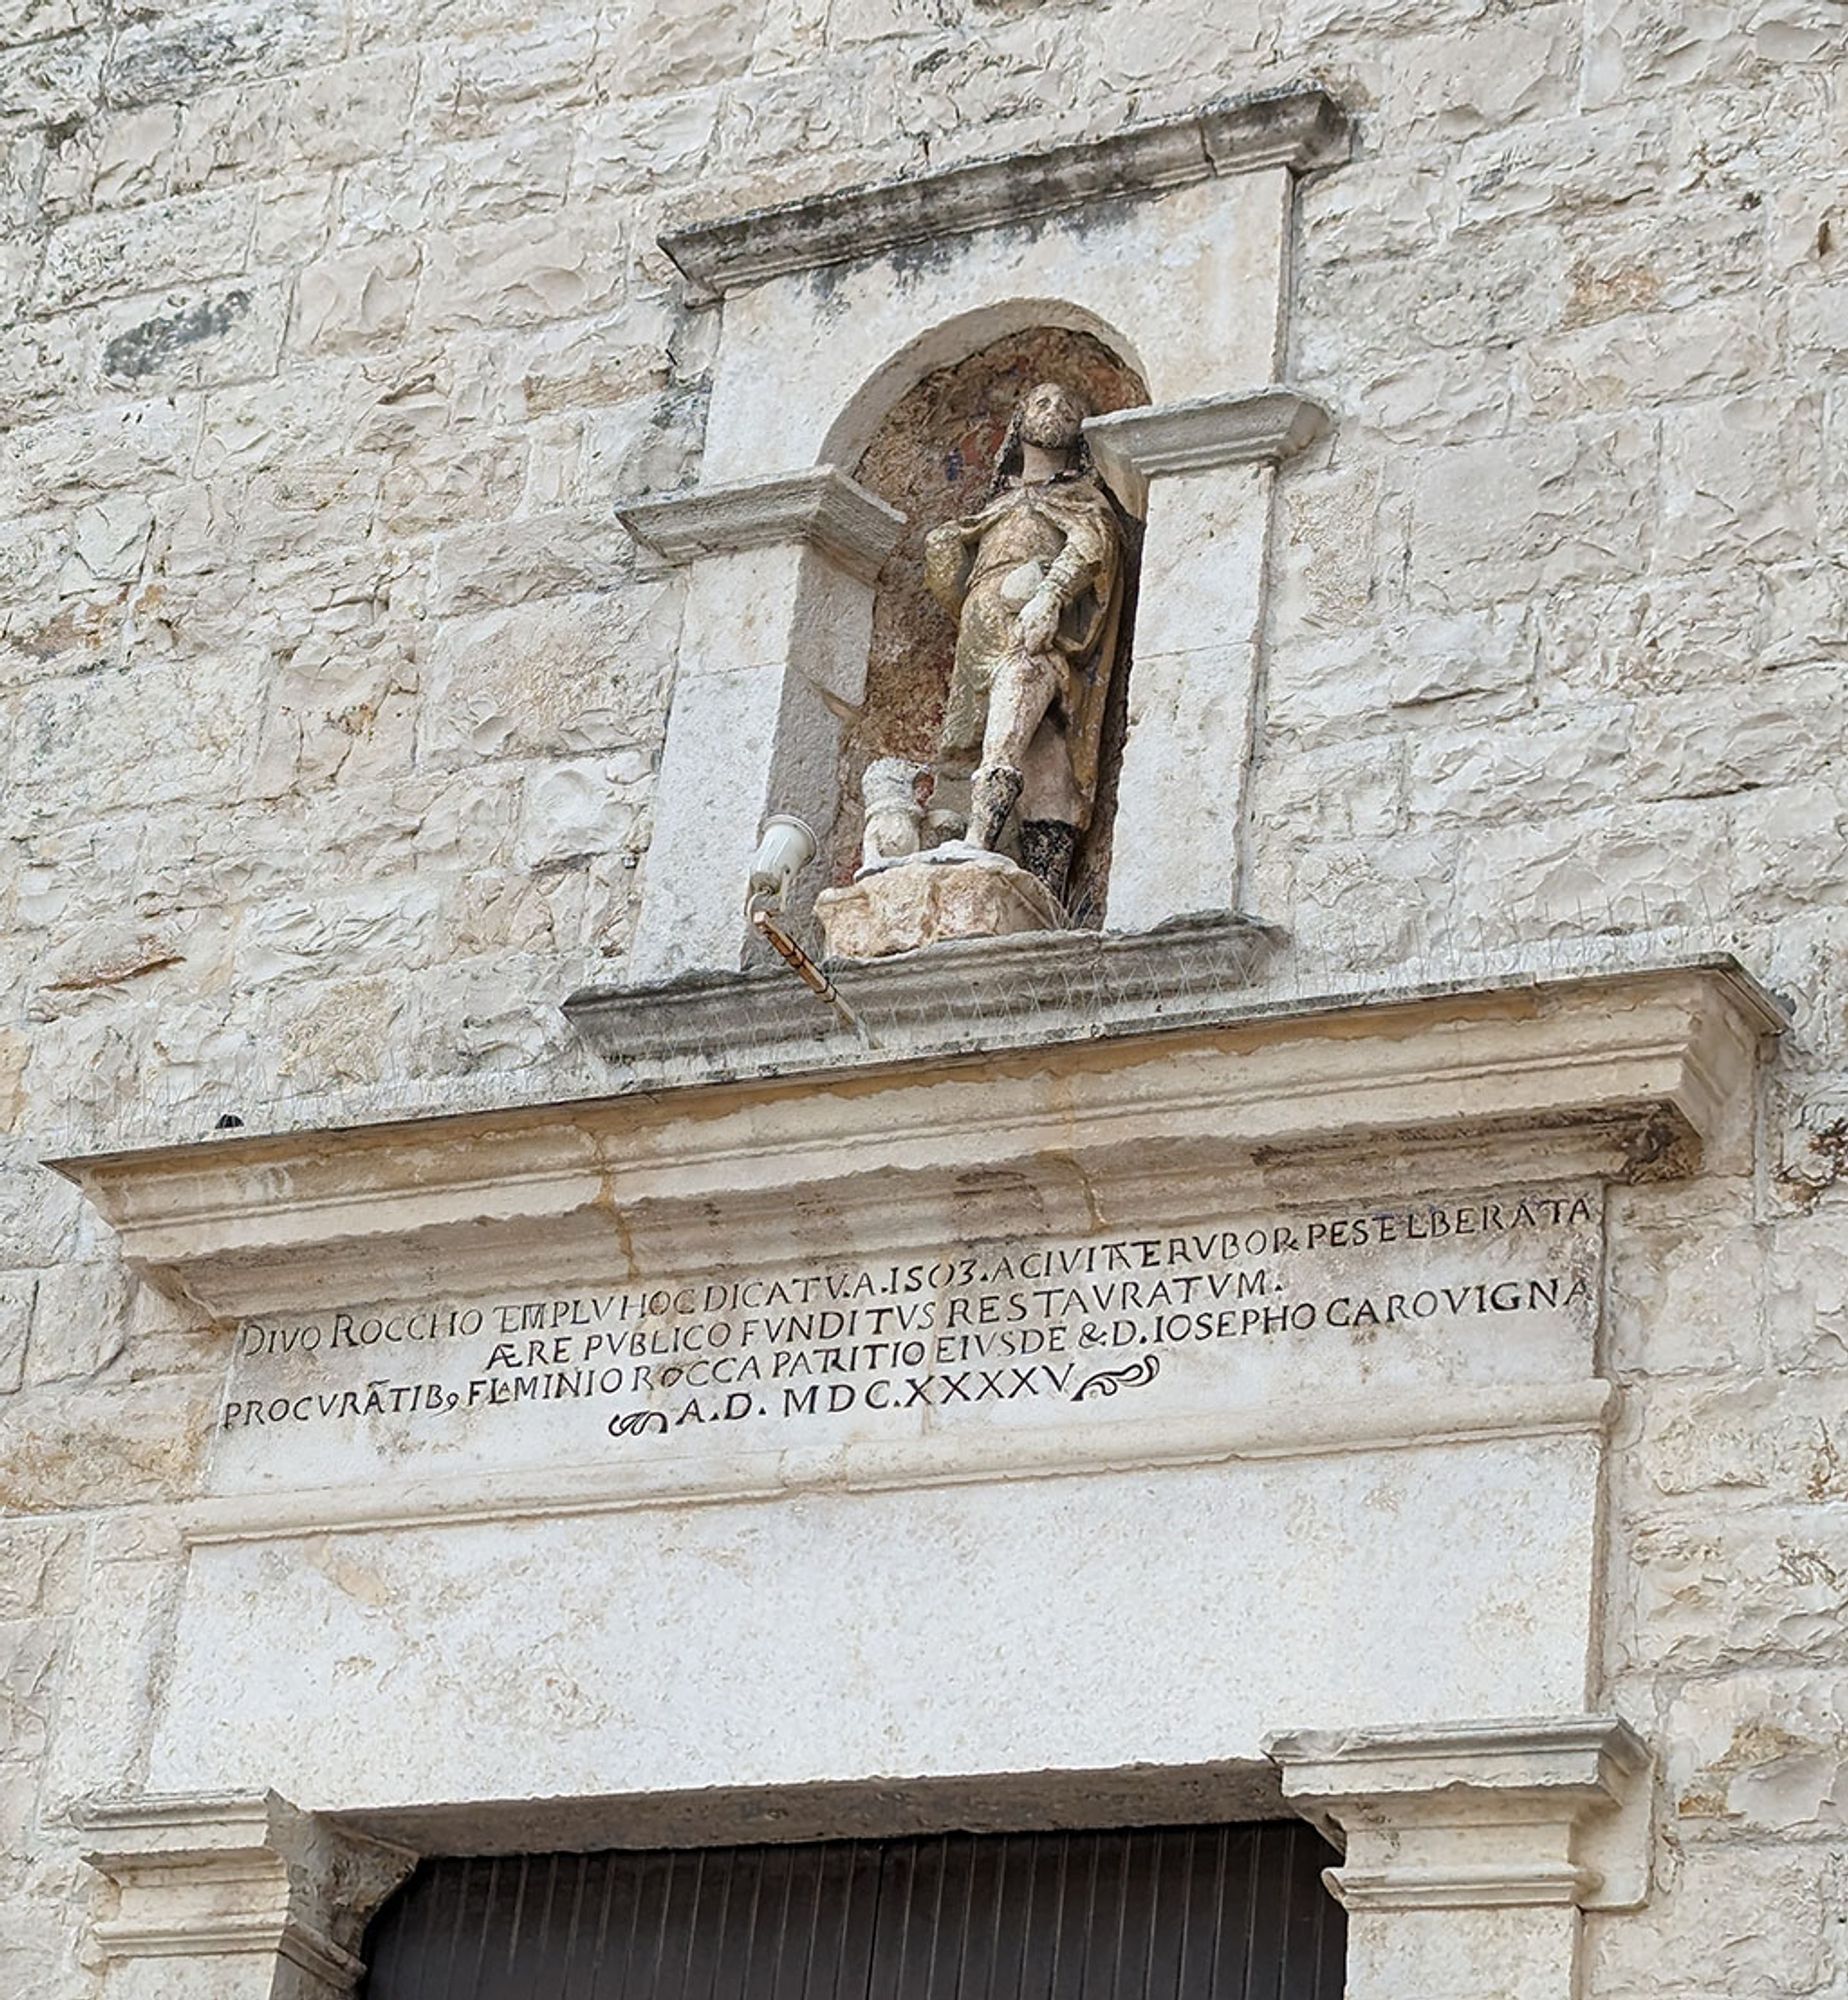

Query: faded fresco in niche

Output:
[836, 328, 1146, 928]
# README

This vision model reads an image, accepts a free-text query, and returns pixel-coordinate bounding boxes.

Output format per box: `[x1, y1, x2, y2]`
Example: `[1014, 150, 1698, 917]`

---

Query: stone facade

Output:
[1, 0, 1845, 1994]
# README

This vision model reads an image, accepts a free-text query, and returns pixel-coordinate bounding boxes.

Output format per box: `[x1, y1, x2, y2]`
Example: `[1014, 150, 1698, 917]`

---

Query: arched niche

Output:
[829, 325, 1148, 928]
[819, 298, 1151, 473]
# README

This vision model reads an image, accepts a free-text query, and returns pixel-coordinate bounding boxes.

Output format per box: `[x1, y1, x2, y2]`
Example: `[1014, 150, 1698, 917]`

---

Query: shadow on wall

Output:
[838, 326, 1147, 927]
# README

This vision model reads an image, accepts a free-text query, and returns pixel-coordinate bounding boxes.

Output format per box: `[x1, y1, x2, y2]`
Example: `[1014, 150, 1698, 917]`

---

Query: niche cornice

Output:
[660, 87, 1353, 298]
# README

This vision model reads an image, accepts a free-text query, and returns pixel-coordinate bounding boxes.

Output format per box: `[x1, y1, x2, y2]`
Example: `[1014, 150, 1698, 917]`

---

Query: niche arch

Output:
[828, 324, 1148, 927]
[818, 297, 1151, 476]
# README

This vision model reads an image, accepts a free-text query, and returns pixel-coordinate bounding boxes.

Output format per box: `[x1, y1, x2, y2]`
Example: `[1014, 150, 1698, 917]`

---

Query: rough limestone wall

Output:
[1, 0, 1844, 1990]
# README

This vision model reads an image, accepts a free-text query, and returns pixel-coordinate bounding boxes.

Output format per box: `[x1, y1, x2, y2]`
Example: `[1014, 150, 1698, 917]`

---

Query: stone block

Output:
[1605, 1185, 1766, 1378]
[1387, 602, 1537, 710]
[0, 1519, 84, 1620]
[1580, 0, 1746, 111]
[1520, 297, 1778, 419]
[1538, 571, 1768, 699]
[1585, 1848, 1835, 1997]
[1271, 459, 1380, 635]
[0, 1618, 65, 1762]
[415, 210, 625, 332]
[89, 103, 180, 208]
[1407, 706, 1631, 823]
[1406, 416, 1656, 608]
[292, 237, 422, 353]
[22, 1259, 131, 1387]
[1250, 736, 1405, 842]
[1618, 1506, 1848, 1675]
[1662, 1669, 1848, 1838]
[435, 122, 575, 231]
[33, 186, 254, 314]
[5, 653, 263, 829]
[1264, 630, 1401, 747]
[417, 586, 676, 767]
[0, 0, 97, 40]
[0, 398, 197, 515]
[0, 1275, 33, 1394]
[1765, 560, 1848, 670]
[1448, 800, 1732, 940]
[1766, 1209, 1848, 1369]
[569, 91, 720, 199]
[103, 0, 342, 108]
[514, 758, 643, 870]
[1381, 9, 1576, 138]
[417, 19, 598, 142]
[94, 278, 287, 393]
[425, 505, 636, 617]
[1660, 393, 1823, 569]
[817, 853, 1061, 960]
[1456, 107, 1671, 226]
[1627, 667, 1845, 802]
[0, 33, 104, 136]
[1731, 780, 1848, 922]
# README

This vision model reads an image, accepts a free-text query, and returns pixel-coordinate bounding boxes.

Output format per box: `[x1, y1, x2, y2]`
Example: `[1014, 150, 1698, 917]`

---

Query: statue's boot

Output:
[1018, 818, 1079, 905]
[968, 763, 1024, 850]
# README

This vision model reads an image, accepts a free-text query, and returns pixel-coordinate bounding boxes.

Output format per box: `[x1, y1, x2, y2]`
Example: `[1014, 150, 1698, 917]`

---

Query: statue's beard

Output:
[1019, 413, 1082, 452]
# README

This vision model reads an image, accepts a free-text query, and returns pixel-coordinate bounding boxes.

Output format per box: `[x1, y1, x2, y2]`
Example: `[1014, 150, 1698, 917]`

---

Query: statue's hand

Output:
[1017, 588, 1061, 655]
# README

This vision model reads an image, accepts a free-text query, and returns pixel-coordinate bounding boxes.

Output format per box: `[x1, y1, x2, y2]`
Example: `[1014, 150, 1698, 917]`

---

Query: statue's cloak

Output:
[927, 472, 1126, 824]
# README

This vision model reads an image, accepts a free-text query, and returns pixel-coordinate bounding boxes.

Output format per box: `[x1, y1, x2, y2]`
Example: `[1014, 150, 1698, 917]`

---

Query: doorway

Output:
[363, 1819, 1344, 1999]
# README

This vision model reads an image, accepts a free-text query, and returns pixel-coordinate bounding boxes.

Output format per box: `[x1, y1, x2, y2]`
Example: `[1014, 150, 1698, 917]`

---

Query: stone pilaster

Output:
[1270, 1717, 1652, 2000]
[77, 1792, 414, 2000]
[1085, 387, 1330, 932]
[617, 467, 904, 983]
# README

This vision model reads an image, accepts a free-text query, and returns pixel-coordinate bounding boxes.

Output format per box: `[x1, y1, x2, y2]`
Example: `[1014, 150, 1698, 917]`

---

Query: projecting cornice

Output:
[1270, 1715, 1653, 1913]
[1085, 388, 1332, 511]
[660, 87, 1353, 297]
[47, 954, 1782, 1323]
[616, 466, 906, 581]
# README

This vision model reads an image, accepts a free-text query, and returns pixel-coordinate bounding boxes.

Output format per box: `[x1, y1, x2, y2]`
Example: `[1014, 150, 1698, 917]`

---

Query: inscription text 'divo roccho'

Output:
[215, 1186, 1603, 1490]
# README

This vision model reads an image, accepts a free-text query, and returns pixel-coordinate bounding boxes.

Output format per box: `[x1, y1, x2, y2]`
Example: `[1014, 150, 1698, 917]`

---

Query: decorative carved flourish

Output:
[1072, 1353, 1162, 1401]
[607, 1409, 669, 1437]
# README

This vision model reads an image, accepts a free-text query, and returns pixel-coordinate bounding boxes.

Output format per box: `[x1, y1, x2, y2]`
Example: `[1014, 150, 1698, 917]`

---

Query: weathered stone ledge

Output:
[47, 949, 1783, 1322]
[178, 1379, 1615, 1546]
[661, 87, 1352, 296]
[565, 911, 1284, 1077]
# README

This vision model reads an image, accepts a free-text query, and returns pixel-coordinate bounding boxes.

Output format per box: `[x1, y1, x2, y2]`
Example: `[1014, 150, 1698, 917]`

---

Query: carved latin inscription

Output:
[211, 1184, 1602, 1498]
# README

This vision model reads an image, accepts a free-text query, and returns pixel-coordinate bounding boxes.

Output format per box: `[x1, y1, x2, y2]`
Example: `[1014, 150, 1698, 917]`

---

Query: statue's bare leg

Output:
[969, 650, 1060, 850]
[980, 650, 1060, 772]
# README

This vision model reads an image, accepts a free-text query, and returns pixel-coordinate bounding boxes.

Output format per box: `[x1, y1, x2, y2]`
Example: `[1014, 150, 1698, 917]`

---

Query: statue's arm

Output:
[923, 521, 974, 615]
[1018, 516, 1110, 652]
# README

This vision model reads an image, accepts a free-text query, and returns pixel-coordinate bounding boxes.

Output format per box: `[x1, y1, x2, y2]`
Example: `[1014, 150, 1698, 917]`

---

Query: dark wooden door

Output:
[363, 1820, 1345, 2000]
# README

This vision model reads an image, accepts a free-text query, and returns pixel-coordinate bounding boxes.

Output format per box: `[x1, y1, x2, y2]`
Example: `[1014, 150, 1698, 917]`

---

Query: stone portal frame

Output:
[76, 1720, 1650, 2000]
[619, 90, 1351, 982]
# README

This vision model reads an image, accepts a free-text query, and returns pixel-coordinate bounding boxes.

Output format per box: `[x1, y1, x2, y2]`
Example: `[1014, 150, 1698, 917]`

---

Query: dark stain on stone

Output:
[103, 290, 249, 380]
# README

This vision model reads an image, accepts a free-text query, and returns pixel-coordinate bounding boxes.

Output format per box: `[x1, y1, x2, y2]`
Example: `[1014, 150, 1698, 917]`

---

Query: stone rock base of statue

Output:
[816, 847, 1062, 961]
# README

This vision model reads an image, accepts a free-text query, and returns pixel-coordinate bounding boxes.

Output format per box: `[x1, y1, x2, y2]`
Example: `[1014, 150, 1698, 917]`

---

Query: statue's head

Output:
[1018, 381, 1088, 452]
[984, 381, 1093, 499]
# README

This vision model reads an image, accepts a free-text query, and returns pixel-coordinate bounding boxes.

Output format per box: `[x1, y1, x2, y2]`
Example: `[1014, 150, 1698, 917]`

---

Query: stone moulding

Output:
[660, 87, 1353, 297]
[1268, 1715, 1651, 1913]
[1086, 386, 1331, 511]
[182, 1378, 1616, 1546]
[616, 464, 906, 581]
[75, 1790, 414, 1984]
[47, 954, 1783, 1325]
